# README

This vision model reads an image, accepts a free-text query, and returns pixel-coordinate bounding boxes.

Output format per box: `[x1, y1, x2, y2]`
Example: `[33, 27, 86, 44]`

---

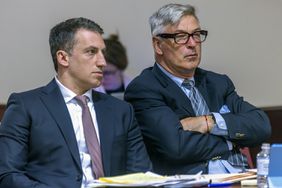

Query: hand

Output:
[180, 115, 215, 133]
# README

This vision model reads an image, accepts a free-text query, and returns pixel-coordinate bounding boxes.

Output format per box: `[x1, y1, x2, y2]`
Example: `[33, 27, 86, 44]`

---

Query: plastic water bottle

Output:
[257, 143, 270, 188]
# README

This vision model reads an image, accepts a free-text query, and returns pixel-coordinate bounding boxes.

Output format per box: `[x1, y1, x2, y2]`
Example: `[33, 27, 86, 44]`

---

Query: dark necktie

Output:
[182, 79, 248, 168]
[75, 95, 104, 178]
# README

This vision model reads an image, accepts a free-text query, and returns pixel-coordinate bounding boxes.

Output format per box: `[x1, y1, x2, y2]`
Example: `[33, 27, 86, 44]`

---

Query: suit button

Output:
[76, 175, 82, 181]
[235, 133, 245, 138]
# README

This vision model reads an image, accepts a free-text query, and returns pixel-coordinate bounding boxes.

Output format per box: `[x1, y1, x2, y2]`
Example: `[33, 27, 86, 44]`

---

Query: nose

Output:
[186, 36, 197, 47]
[97, 51, 107, 67]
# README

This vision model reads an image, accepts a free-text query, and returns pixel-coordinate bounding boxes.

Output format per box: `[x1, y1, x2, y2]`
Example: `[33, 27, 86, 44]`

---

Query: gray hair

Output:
[149, 3, 199, 36]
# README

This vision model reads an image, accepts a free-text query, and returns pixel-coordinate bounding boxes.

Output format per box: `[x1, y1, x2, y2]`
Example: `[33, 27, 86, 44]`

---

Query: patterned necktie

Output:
[75, 95, 104, 178]
[182, 79, 248, 168]
[182, 79, 210, 116]
[228, 145, 248, 168]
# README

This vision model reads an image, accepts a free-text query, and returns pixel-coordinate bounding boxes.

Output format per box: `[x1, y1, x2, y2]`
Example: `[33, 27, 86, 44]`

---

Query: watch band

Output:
[210, 113, 216, 124]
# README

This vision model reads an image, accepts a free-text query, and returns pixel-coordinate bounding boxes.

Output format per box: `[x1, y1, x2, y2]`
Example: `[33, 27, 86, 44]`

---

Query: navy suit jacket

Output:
[0, 79, 151, 188]
[125, 63, 271, 175]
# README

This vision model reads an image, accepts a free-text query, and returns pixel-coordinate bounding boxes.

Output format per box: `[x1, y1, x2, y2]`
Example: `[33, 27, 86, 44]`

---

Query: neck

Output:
[56, 74, 89, 96]
[157, 62, 195, 79]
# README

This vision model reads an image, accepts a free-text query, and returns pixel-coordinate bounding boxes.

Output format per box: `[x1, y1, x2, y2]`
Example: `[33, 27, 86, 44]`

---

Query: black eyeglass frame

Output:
[156, 30, 208, 44]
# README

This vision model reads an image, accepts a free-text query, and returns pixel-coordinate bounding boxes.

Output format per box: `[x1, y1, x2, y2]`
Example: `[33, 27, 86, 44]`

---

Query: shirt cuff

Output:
[210, 112, 228, 135]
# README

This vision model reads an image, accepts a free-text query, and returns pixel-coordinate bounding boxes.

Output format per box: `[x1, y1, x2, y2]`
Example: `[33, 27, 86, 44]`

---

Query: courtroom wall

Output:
[1, 0, 282, 107]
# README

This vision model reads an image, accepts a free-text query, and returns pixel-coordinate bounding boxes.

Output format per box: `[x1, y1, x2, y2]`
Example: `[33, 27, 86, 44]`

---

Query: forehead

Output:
[74, 29, 105, 49]
[165, 15, 200, 33]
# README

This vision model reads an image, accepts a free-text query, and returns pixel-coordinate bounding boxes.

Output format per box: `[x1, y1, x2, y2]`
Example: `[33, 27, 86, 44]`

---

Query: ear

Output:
[56, 50, 70, 68]
[152, 37, 164, 55]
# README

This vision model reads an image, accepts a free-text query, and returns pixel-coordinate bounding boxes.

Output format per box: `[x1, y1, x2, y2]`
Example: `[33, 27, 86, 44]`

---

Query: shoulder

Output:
[6, 79, 61, 104]
[196, 68, 233, 84]
[93, 90, 132, 110]
[127, 66, 161, 90]
[125, 66, 163, 100]
[131, 66, 154, 82]
[7, 85, 46, 104]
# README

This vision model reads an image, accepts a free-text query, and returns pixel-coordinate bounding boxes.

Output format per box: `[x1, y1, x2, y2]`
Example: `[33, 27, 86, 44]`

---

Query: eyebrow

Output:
[174, 28, 202, 33]
[83, 46, 102, 53]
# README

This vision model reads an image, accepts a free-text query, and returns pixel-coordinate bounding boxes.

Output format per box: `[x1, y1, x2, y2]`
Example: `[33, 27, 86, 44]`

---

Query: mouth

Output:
[93, 71, 103, 77]
[184, 53, 198, 60]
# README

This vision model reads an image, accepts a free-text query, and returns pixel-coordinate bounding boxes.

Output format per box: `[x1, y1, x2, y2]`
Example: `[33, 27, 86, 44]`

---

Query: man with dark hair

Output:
[0, 17, 151, 188]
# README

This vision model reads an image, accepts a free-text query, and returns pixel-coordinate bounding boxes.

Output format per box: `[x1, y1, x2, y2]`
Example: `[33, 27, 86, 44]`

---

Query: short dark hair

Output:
[49, 17, 104, 72]
[104, 34, 128, 71]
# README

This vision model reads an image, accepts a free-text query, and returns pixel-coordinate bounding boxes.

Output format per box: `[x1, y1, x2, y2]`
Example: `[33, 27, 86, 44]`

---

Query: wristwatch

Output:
[210, 113, 216, 125]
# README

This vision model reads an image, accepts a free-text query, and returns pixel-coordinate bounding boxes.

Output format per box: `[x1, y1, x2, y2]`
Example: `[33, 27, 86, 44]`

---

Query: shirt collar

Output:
[55, 76, 93, 103]
[156, 63, 195, 87]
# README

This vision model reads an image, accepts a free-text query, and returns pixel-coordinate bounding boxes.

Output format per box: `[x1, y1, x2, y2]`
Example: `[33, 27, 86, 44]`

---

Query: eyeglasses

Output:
[156, 30, 208, 44]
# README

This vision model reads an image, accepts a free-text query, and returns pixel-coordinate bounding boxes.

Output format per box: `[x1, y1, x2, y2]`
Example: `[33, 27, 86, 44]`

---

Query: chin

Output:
[186, 60, 199, 68]
[91, 80, 102, 88]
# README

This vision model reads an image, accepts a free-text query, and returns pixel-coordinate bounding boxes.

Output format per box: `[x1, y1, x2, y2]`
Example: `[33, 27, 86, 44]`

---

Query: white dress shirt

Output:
[55, 77, 100, 188]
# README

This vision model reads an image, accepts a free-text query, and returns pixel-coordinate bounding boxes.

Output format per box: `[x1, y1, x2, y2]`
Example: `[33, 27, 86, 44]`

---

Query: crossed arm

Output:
[180, 115, 215, 133]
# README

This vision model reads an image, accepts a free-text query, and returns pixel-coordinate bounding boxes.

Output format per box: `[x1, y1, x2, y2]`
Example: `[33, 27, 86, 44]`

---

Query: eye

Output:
[192, 31, 201, 39]
[174, 33, 188, 43]
[175, 33, 188, 40]
[86, 48, 98, 55]
[101, 49, 106, 56]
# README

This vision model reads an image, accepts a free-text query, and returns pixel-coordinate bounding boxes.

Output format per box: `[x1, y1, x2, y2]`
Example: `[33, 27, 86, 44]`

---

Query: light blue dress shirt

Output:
[157, 64, 242, 173]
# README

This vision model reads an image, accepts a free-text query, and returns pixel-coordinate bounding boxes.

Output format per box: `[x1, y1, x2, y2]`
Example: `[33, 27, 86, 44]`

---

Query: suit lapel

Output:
[152, 64, 195, 115]
[194, 69, 212, 111]
[40, 79, 81, 170]
[92, 92, 114, 176]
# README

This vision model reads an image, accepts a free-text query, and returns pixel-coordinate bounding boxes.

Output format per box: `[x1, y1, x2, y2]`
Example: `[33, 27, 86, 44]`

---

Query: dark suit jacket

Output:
[125, 63, 271, 175]
[0, 79, 151, 188]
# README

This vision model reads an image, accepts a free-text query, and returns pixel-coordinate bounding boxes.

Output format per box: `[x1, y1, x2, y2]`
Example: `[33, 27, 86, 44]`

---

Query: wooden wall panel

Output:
[0, 104, 5, 122]
[250, 106, 282, 167]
